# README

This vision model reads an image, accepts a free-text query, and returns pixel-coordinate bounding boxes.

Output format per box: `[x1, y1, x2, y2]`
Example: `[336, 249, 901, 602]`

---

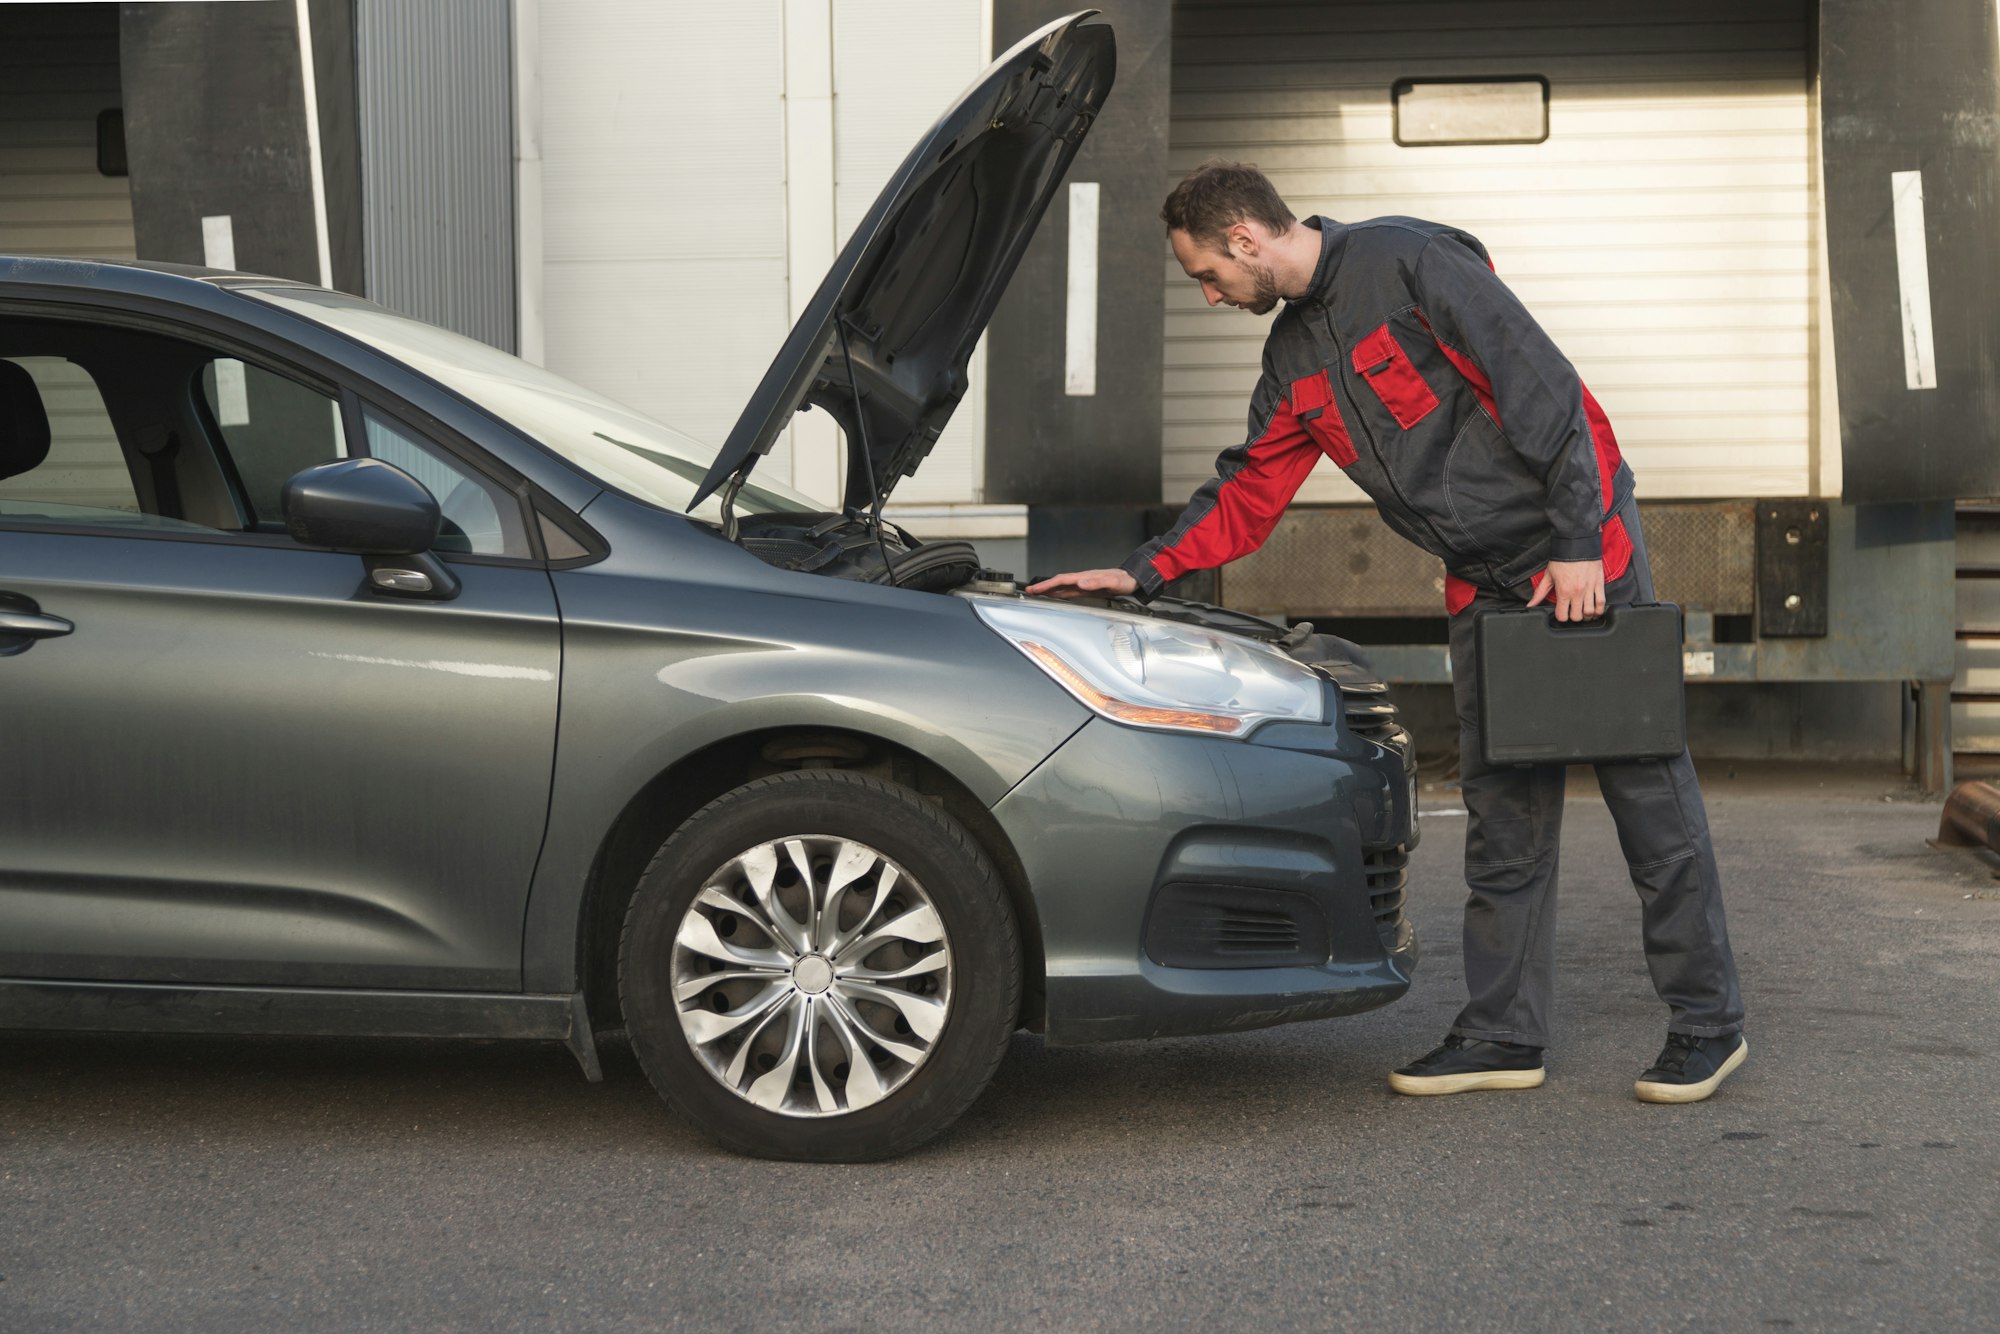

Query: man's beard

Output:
[1242, 261, 1281, 315]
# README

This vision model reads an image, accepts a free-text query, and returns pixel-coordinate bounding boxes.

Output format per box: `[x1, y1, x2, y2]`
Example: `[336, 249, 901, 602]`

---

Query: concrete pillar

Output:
[985, 0, 1172, 575]
[1917, 678, 1953, 797]
[119, 0, 361, 292]
[1819, 0, 2000, 503]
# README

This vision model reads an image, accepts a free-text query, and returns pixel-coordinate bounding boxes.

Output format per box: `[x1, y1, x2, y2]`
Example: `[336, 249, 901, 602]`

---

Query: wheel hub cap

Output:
[792, 954, 834, 995]
[669, 834, 954, 1118]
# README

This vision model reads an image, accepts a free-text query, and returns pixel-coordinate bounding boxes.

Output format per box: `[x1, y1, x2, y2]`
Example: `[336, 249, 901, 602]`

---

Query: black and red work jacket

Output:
[1123, 216, 1635, 614]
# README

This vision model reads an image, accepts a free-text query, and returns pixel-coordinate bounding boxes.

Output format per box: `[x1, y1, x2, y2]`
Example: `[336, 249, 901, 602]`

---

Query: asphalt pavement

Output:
[3, 762, 1996, 1332]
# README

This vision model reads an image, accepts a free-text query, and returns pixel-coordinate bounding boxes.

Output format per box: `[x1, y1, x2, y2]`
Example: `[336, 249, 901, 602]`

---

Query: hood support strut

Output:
[835, 315, 898, 580]
[715, 472, 744, 542]
[713, 314, 900, 583]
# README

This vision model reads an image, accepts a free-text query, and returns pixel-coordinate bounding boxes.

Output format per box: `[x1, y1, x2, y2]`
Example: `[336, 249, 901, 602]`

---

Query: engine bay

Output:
[730, 509, 1394, 711]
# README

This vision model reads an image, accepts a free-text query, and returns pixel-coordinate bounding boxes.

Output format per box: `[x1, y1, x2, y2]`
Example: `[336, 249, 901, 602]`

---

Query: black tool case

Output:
[1474, 603, 1686, 767]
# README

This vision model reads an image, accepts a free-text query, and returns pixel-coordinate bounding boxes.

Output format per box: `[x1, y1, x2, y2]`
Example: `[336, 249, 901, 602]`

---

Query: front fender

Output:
[520, 555, 1087, 992]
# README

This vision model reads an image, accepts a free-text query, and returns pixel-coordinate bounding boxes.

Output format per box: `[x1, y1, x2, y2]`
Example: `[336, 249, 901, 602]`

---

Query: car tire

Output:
[618, 769, 1020, 1161]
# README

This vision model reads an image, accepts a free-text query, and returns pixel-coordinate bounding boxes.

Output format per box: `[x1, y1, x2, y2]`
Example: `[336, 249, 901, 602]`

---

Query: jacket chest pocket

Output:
[1288, 369, 1357, 467]
[1352, 324, 1441, 430]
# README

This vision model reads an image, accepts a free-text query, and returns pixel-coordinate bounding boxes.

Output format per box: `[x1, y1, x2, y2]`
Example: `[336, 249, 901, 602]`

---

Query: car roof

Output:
[0, 253, 608, 513]
[0, 254, 317, 306]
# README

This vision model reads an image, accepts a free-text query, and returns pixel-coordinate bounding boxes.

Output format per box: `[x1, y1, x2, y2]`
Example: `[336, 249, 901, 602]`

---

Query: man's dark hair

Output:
[1160, 160, 1297, 253]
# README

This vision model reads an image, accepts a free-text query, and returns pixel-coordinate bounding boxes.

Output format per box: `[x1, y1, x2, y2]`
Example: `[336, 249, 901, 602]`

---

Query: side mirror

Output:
[283, 457, 438, 552]
[281, 458, 460, 599]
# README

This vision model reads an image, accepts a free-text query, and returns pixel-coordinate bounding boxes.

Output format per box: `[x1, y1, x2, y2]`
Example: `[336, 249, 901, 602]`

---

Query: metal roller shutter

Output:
[0, 3, 134, 261]
[1164, 0, 1814, 508]
[357, 0, 516, 351]
[0, 5, 135, 513]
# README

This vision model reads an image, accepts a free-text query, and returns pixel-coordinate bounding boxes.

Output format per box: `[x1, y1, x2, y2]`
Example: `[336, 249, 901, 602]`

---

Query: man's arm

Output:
[1028, 363, 1319, 600]
[1415, 235, 1606, 620]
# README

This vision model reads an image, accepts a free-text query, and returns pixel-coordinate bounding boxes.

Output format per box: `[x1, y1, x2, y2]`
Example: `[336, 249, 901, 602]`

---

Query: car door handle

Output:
[0, 609, 74, 639]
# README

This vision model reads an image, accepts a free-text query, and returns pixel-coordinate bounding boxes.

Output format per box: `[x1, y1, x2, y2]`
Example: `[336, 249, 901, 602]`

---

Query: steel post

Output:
[1917, 678, 1953, 796]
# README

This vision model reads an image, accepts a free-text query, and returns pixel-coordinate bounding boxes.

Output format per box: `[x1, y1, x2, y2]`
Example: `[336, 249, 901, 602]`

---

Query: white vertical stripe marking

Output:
[513, 0, 545, 364]
[783, 0, 842, 505]
[200, 215, 249, 424]
[200, 214, 236, 271]
[1064, 181, 1099, 397]
[295, 0, 333, 287]
[212, 358, 250, 428]
[1891, 169, 1938, 391]
[970, 0, 994, 499]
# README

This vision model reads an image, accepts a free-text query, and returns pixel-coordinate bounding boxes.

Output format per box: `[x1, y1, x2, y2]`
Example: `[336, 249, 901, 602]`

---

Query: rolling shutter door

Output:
[0, 4, 135, 261]
[0, 6, 135, 512]
[1165, 0, 1813, 507]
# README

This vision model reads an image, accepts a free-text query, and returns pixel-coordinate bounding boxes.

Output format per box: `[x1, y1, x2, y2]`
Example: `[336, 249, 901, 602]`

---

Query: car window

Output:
[0, 498, 212, 531]
[361, 407, 531, 558]
[0, 356, 140, 515]
[1, 320, 536, 558]
[198, 357, 348, 528]
[247, 287, 823, 521]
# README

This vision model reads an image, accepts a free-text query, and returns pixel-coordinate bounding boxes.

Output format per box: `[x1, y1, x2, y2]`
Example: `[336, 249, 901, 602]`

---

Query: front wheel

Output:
[618, 770, 1020, 1161]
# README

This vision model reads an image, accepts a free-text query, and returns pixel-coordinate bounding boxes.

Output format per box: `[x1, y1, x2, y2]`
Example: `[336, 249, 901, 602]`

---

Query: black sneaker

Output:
[1634, 1032, 1748, 1104]
[1388, 1034, 1546, 1096]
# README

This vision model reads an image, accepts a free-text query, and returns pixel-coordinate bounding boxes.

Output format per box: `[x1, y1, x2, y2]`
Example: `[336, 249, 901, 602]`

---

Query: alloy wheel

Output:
[669, 835, 954, 1117]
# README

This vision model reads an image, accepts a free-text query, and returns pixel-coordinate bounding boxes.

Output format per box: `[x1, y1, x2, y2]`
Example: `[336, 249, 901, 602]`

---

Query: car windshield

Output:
[246, 287, 820, 522]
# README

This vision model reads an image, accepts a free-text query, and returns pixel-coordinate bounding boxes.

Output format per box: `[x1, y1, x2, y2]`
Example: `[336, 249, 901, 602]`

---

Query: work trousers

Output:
[1446, 498, 1744, 1047]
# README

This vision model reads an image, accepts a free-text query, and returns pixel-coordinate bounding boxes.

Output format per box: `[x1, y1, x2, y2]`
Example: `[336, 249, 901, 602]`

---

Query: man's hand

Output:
[1025, 568, 1139, 599]
[1526, 558, 1605, 622]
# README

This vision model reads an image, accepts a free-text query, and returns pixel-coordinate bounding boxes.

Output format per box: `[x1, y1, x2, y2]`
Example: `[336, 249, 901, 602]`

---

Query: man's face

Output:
[1171, 225, 1282, 316]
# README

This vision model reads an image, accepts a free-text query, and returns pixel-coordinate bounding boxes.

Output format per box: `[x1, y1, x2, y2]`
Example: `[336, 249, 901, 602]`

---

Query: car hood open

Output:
[689, 10, 1115, 514]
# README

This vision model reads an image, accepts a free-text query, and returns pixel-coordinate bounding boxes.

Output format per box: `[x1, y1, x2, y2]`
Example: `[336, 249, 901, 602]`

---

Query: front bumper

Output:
[993, 703, 1419, 1046]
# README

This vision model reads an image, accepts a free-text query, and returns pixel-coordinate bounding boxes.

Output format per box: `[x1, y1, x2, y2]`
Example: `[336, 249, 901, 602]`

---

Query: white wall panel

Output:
[539, 1, 793, 452]
[1165, 0, 1815, 506]
[535, 0, 989, 502]
[832, 0, 988, 503]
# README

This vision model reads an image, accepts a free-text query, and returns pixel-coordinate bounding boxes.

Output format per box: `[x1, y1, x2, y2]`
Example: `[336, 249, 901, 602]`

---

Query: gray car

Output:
[0, 13, 1416, 1160]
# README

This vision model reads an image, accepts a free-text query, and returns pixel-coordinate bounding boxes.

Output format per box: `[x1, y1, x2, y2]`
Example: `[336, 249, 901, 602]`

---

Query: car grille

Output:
[1340, 680, 1403, 747]
[1364, 844, 1410, 947]
[1210, 907, 1303, 953]
[1144, 883, 1331, 969]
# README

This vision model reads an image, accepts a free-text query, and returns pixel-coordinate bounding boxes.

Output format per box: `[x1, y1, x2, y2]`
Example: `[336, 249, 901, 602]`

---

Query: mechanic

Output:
[1028, 162, 1747, 1104]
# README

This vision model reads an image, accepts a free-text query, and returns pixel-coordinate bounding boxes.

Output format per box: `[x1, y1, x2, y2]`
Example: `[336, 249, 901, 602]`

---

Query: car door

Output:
[0, 319, 560, 991]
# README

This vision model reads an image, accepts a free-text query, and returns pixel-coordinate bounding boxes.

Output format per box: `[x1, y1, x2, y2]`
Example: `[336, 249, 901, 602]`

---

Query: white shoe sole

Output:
[1634, 1037, 1749, 1104]
[1387, 1066, 1546, 1096]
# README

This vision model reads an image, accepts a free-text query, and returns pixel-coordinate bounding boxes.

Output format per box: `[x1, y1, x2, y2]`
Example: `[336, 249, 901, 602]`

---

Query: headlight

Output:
[973, 598, 1325, 736]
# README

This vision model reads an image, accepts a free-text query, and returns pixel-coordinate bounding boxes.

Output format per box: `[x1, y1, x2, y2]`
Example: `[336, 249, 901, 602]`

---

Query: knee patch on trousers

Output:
[1464, 856, 1548, 894]
[1465, 810, 1544, 866]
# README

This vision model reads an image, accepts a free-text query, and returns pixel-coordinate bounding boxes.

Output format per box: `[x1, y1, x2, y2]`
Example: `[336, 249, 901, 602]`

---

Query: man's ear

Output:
[1224, 220, 1260, 260]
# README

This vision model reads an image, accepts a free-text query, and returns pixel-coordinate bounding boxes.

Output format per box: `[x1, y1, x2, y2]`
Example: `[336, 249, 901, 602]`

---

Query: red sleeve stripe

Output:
[1580, 386, 1625, 515]
[1151, 397, 1317, 583]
